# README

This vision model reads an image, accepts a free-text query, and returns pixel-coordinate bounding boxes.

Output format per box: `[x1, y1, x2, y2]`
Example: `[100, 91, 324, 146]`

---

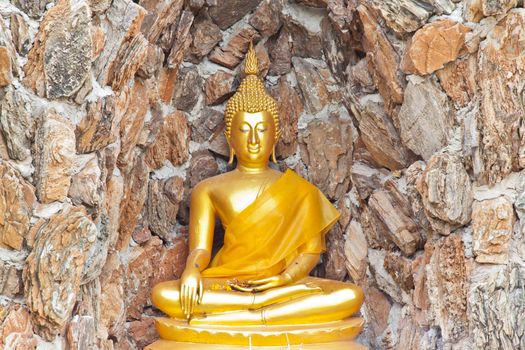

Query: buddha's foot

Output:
[253, 282, 322, 308]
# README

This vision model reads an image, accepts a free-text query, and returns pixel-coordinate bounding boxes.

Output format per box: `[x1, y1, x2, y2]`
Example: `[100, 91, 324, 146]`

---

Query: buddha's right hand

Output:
[179, 266, 204, 319]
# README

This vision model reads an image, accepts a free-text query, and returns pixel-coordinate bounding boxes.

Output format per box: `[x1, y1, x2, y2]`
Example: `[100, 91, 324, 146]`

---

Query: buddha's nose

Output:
[249, 129, 259, 145]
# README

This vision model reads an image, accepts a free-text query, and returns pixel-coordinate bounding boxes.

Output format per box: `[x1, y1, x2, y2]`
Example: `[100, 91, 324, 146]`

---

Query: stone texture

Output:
[147, 177, 184, 241]
[398, 76, 452, 160]
[299, 116, 353, 200]
[0, 87, 33, 161]
[209, 0, 263, 30]
[292, 58, 330, 114]
[128, 317, 158, 349]
[166, 10, 195, 70]
[267, 27, 292, 76]
[472, 196, 515, 264]
[12, 0, 51, 18]
[205, 70, 235, 106]
[0, 47, 13, 88]
[188, 11, 223, 62]
[427, 235, 468, 344]
[417, 153, 473, 235]
[0, 305, 37, 349]
[402, 19, 471, 76]
[189, 151, 219, 188]
[34, 110, 76, 204]
[209, 26, 261, 69]
[344, 220, 368, 283]
[10, 13, 32, 56]
[24, 0, 93, 99]
[358, 5, 404, 114]
[0, 260, 23, 298]
[146, 111, 190, 170]
[140, 0, 184, 44]
[24, 206, 98, 340]
[285, 18, 323, 60]
[481, 0, 518, 17]
[67, 315, 96, 350]
[69, 155, 102, 208]
[478, 10, 525, 184]
[436, 54, 478, 107]
[107, 33, 149, 91]
[249, 0, 283, 37]
[173, 67, 203, 112]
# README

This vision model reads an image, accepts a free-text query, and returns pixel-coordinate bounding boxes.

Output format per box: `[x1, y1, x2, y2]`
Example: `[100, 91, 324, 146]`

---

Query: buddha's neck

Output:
[236, 163, 270, 174]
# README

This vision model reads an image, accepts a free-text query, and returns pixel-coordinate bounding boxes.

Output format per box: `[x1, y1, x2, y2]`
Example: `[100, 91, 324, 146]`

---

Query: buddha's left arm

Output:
[282, 235, 322, 282]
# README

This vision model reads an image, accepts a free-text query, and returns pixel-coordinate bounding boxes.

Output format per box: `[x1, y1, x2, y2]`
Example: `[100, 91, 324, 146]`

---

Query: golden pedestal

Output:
[145, 317, 365, 349]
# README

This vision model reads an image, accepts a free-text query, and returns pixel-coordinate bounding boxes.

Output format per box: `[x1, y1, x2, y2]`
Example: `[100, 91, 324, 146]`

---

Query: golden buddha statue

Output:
[148, 44, 365, 349]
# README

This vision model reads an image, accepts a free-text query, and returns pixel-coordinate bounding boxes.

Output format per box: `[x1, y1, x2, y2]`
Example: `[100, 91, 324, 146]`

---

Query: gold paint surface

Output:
[146, 339, 368, 350]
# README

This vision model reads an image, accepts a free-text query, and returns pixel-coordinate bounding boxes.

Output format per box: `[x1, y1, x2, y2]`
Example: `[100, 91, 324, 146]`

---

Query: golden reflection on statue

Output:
[149, 44, 364, 348]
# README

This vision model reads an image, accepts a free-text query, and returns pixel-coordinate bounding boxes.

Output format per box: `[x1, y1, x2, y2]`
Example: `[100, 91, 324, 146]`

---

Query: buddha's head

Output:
[224, 43, 281, 167]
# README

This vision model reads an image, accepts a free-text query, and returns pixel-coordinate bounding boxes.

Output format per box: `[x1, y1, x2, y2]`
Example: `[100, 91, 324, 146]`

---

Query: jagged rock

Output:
[427, 235, 468, 344]
[384, 252, 414, 293]
[481, 0, 517, 17]
[295, 0, 328, 7]
[137, 43, 164, 79]
[188, 11, 223, 62]
[107, 33, 149, 91]
[208, 0, 263, 30]
[173, 66, 203, 112]
[350, 161, 388, 200]
[356, 97, 412, 170]
[363, 286, 392, 343]
[344, 220, 368, 283]
[0, 87, 33, 161]
[402, 19, 471, 76]
[93, 0, 147, 86]
[464, 0, 484, 22]
[249, 0, 283, 37]
[478, 10, 525, 184]
[398, 76, 452, 160]
[209, 26, 261, 69]
[358, 5, 404, 114]
[417, 153, 473, 235]
[0, 17, 19, 87]
[0, 305, 37, 349]
[0, 260, 23, 298]
[205, 70, 235, 106]
[166, 10, 195, 69]
[24, 206, 98, 340]
[191, 108, 223, 144]
[10, 13, 31, 56]
[267, 27, 292, 76]
[299, 115, 353, 200]
[368, 249, 404, 303]
[140, 0, 184, 44]
[76, 95, 122, 154]
[325, 202, 351, 280]
[128, 317, 158, 349]
[24, 0, 93, 99]
[361, 0, 435, 34]
[12, 0, 51, 18]
[292, 58, 330, 114]
[472, 196, 515, 264]
[285, 17, 323, 59]
[469, 264, 525, 350]
[117, 151, 150, 250]
[146, 111, 190, 170]
[69, 155, 102, 208]
[34, 110, 76, 204]
[436, 54, 478, 107]
[0, 161, 35, 249]
[147, 177, 184, 241]
[189, 150, 219, 188]
[0, 48, 12, 88]
[269, 77, 302, 158]
[67, 315, 96, 350]
[412, 245, 432, 311]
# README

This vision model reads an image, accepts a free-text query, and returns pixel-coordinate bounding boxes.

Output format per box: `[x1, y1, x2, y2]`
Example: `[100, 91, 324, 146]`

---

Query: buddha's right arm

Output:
[187, 183, 215, 270]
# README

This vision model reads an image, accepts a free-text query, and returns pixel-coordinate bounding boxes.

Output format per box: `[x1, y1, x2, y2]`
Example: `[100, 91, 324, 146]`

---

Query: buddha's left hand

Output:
[230, 274, 293, 292]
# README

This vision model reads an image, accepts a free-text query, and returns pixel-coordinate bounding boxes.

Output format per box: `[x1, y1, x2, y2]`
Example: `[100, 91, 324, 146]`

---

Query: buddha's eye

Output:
[257, 127, 267, 133]
[240, 128, 250, 133]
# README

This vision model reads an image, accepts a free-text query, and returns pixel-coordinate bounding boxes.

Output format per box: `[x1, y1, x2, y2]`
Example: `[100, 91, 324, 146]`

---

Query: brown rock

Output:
[24, 206, 98, 340]
[358, 5, 404, 114]
[368, 249, 404, 303]
[427, 235, 468, 343]
[0, 87, 33, 161]
[209, 26, 261, 69]
[412, 245, 432, 311]
[292, 58, 330, 114]
[10, 13, 31, 56]
[158, 67, 179, 104]
[209, 0, 263, 30]
[191, 108, 224, 144]
[363, 286, 392, 341]
[464, 0, 484, 22]
[249, 0, 283, 37]
[299, 115, 353, 200]
[99, 254, 126, 340]
[118, 151, 150, 250]
[472, 196, 515, 264]
[384, 252, 414, 292]
[402, 19, 471, 76]
[67, 315, 96, 350]
[344, 220, 368, 283]
[34, 110, 76, 204]
[350, 161, 388, 200]
[69, 155, 102, 208]
[140, 0, 184, 43]
[0, 17, 19, 86]
[0, 47, 13, 87]
[0, 305, 37, 349]
[267, 27, 292, 76]
[295, 0, 328, 7]
[357, 98, 413, 170]
[205, 70, 235, 106]
[188, 11, 223, 62]
[398, 76, 452, 160]
[137, 43, 164, 79]
[269, 77, 303, 158]
[417, 153, 473, 235]
[76, 95, 122, 154]
[12, 0, 51, 18]
[147, 177, 184, 241]
[481, 0, 517, 17]
[208, 124, 229, 158]
[146, 111, 190, 170]
[166, 10, 195, 69]
[0, 260, 23, 298]
[173, 66, 203, 112]
[349, 60, 375, 94]
[93, 0, 147, 86]
[321, 14, 358, 82]
[107, 33, 149, 91]
[91, 26, 105, 61]
[478, 10, 525, 184]
[189, 150, 219, 188]
[128, 317, 158, 349]
[436, 54, 478, 107]
[152, 236, 188, 285]
[24, 0, 92, 99]
[285, 18, 323, 59]
[325, 203, 351, 281]
[367, 190, 420, 256]
[132, 220, 152, 245]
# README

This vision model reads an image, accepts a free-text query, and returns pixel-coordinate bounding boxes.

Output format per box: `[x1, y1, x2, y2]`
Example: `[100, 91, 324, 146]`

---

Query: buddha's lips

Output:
[248, 146, 261, 153]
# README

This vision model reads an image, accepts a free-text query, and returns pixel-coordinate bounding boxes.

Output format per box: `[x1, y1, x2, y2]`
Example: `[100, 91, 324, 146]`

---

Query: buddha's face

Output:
[229, 111, 276, 167]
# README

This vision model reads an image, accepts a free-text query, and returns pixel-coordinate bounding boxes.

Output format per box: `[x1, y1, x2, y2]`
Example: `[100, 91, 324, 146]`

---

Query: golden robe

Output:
[202, 170, 340, 280]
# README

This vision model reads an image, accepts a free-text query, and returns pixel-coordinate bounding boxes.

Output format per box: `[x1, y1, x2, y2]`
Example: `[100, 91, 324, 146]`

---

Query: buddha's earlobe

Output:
[227, 144, 235, 165]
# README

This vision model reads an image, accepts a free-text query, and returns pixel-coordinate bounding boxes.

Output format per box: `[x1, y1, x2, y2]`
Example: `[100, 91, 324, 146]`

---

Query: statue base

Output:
[148, 317, 364, 347]
[145, 339, 367, 349]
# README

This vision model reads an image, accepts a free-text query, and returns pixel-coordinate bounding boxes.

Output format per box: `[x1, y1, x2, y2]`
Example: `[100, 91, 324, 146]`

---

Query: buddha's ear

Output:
[271, 144, 278, 163]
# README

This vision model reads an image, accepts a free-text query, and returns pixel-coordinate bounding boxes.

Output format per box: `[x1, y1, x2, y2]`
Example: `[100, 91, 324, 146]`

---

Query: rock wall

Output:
[0, 0, 524, 349]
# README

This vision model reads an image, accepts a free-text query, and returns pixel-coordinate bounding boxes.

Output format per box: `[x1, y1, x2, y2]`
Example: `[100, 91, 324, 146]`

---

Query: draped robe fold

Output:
[202, 170, 340, 280]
